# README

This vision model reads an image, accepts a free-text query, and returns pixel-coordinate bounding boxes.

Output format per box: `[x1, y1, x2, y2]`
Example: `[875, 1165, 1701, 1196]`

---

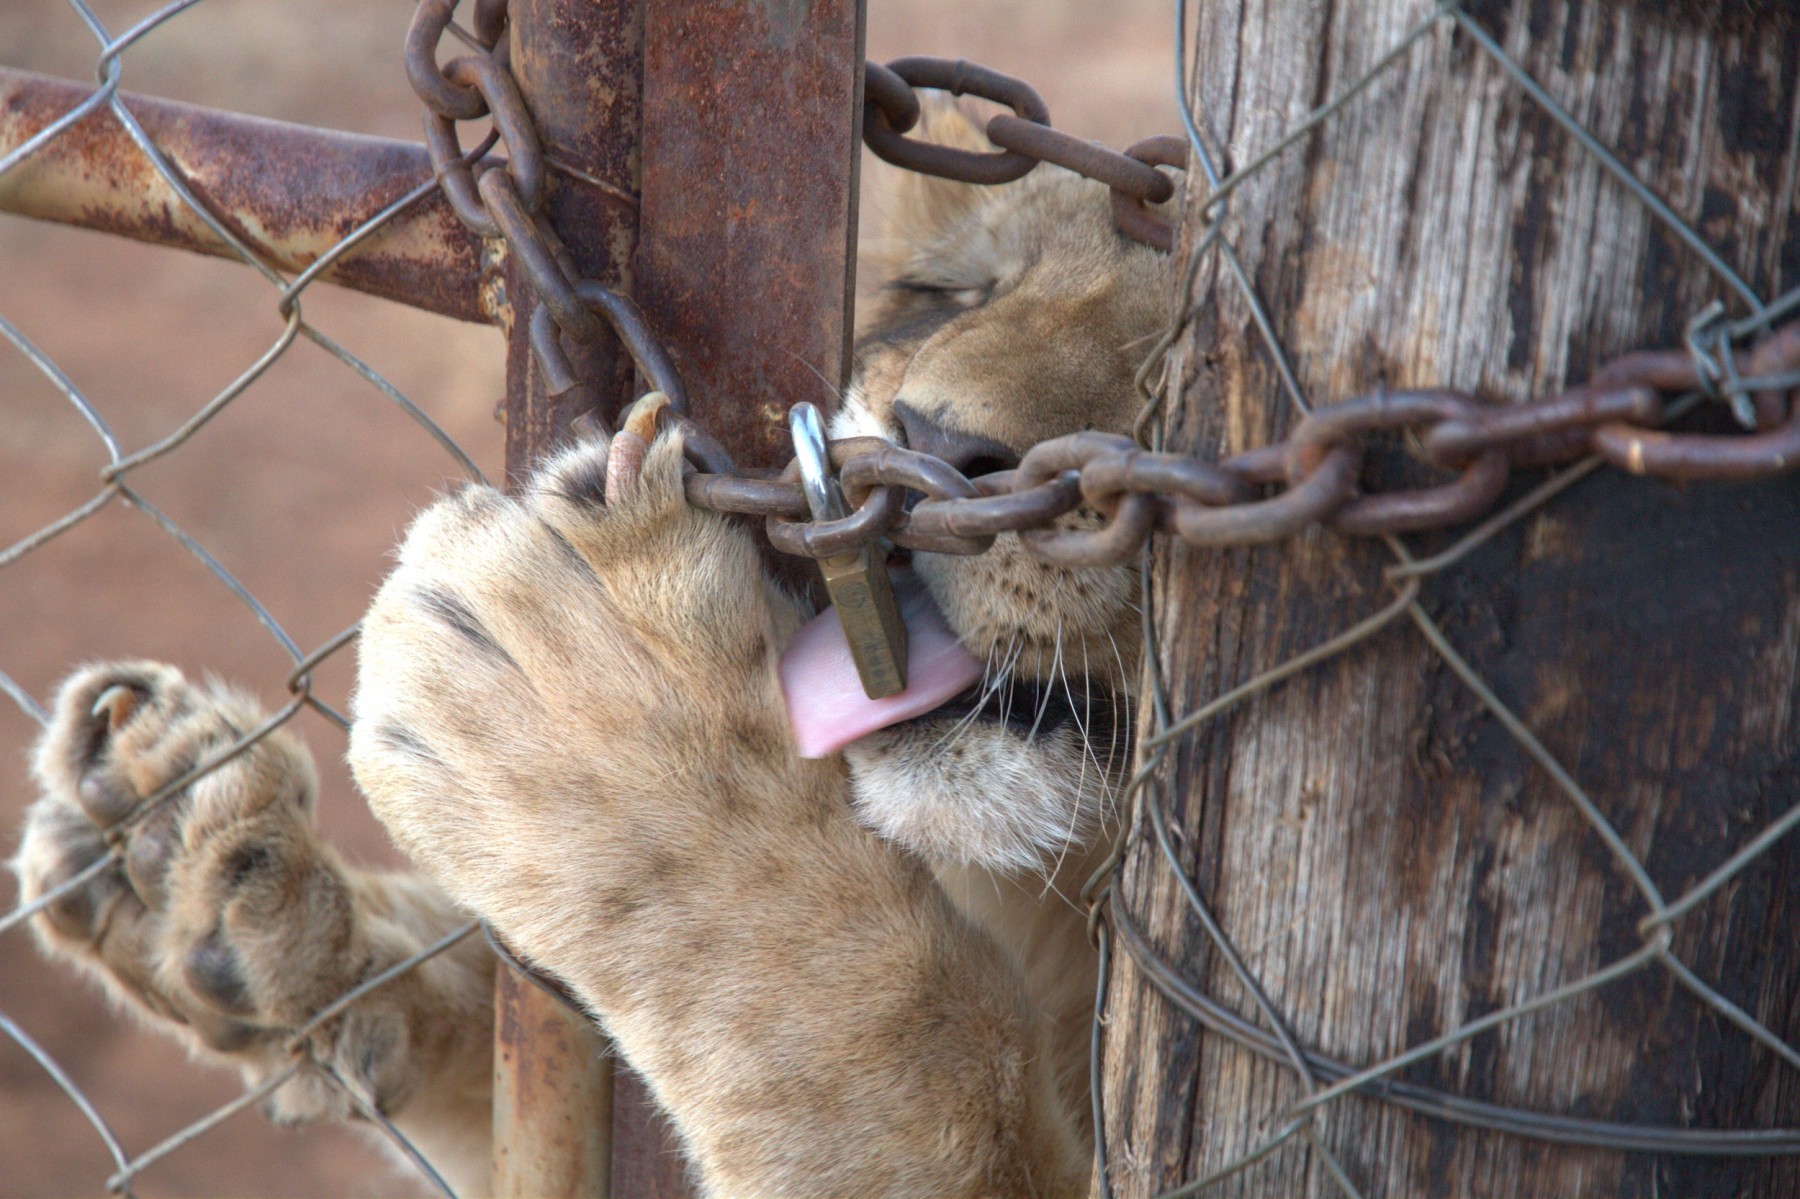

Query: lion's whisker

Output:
[1025, 619, 1061, 747]
[930, 632, 1018, 753]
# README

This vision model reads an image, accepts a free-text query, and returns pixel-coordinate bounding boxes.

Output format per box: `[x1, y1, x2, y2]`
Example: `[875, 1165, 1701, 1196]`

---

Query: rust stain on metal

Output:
[634, 0, 866, 470]
[502, 0, 645, 482]
[0, 68, 489, 323]
[491, 0, 643, 1192]
[493, 957, 613, 1198]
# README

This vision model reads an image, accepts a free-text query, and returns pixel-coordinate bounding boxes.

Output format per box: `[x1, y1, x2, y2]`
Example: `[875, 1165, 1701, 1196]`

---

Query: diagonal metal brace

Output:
[0, 67, 494, 324]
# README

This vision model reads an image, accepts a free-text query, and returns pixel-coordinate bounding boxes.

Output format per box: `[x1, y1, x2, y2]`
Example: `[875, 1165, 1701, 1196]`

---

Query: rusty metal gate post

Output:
[495, 1, 866, 1195]
[491, 0, 643, 1193]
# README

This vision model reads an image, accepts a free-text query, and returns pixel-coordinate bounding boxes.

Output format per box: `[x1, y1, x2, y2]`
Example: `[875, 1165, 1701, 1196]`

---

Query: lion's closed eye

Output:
[890, 277, 993, 309]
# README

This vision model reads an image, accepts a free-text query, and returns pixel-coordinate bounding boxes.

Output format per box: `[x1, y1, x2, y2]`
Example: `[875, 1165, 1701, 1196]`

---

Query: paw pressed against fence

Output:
[1, 2, 491, 1193]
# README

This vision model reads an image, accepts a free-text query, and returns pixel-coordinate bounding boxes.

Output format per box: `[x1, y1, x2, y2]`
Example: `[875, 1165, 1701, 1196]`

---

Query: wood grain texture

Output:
[1100, 3, 1800, 1197]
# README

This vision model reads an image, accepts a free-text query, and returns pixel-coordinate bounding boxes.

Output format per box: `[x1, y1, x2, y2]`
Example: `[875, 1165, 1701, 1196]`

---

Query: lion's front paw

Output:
[349, 422, 805, 956]
[13, 663, 399, 1120]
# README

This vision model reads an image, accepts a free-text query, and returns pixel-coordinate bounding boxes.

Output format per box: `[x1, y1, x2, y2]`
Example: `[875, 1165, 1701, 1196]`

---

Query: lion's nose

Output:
[894, 401, 1021, 479]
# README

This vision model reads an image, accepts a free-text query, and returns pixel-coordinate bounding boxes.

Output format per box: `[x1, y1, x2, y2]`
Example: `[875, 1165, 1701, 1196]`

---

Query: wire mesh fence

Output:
[0, 1, 499, 1194]
[4, 0, 1799, 1196]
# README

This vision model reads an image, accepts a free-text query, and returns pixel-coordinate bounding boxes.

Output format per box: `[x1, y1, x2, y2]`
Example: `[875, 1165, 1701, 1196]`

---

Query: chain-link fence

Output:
[0, 2, 500, 1193]
[6, 0, 1799, 1196]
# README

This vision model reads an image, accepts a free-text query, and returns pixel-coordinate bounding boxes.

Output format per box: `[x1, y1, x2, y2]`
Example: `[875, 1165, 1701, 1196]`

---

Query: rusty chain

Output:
[407, 0, 683, 431]
[407, 0, 1800, 577]
[406, 1, 1186, 445]
[690, 316, 1800, 569]
[861, 57, 1185, 252]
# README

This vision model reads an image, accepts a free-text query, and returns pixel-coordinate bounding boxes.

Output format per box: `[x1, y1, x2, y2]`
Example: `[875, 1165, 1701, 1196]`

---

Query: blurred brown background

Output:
[0, 2, 1172, 1193]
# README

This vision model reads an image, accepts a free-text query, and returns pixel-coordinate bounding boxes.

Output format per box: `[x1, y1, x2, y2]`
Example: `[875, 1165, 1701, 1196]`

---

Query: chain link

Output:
[407, 7, 1192, 454]
[862, 56, 1181, 250]
[408, 0, 694, 443]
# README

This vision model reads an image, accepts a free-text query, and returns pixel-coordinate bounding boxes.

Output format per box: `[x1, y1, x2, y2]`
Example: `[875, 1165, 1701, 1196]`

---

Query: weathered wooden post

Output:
[1101, 4, 1800, 1197]
[496, 1, 865, 1194]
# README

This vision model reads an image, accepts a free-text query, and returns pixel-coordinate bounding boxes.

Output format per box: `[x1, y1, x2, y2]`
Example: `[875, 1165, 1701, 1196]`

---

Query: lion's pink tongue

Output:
[781, 570, 983, 759]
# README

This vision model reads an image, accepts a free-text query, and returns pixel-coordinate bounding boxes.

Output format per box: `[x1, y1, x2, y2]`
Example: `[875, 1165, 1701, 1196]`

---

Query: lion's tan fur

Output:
[12, 106, 1175, 1197]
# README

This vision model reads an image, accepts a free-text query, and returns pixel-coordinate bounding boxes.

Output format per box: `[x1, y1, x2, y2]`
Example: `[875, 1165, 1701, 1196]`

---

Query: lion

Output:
[11, 105, 1177, 1198]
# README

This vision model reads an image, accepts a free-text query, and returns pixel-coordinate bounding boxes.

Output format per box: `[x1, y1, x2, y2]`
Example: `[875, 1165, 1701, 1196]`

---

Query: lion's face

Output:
[830, 107, 1175, 872]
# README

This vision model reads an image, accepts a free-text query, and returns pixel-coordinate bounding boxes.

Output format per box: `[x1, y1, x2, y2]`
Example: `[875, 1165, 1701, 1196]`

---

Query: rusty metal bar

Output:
[554, 2, 868, 1183]
[635, 0, 867, 470]
[494, 0, 884, 1193]
[0, 68, 492, 324]
[500, 0, 645, 481]
[490, 0, 868, 1186]
[608, 1069, 689, 1199]
[493, 0, 642, 1194]
[493, 964, 614, 1196]
[583, 4, 866, 1192]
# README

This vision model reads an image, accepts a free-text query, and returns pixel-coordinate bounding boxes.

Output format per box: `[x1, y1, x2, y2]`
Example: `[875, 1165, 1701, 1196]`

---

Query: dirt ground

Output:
[0, 2, 1175, 1194]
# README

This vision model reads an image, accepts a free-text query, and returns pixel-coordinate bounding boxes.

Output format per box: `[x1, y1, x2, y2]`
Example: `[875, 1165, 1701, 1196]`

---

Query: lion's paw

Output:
[13, 663, 404, 1120]
[349, 421, 802, 953]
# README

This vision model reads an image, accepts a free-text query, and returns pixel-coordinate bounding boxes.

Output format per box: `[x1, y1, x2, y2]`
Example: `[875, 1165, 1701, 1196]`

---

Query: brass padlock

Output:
[789, 403, 908, 698]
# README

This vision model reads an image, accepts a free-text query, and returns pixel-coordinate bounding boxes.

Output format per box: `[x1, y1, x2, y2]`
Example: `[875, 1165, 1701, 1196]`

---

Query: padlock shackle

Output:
[788, 403, 851, 523]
